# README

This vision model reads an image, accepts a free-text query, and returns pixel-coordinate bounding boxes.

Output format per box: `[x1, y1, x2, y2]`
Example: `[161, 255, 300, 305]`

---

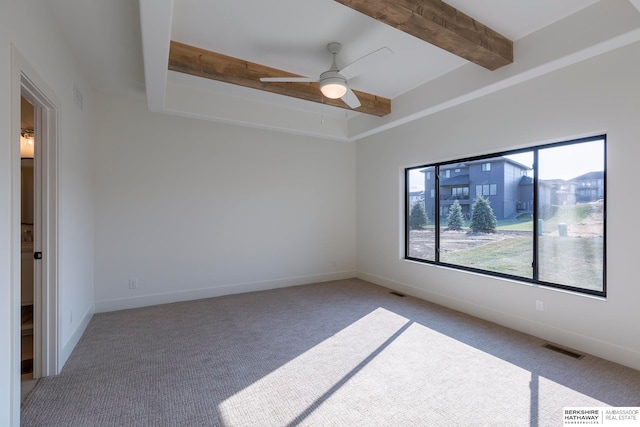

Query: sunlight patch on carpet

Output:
[219, 307, 410, 425]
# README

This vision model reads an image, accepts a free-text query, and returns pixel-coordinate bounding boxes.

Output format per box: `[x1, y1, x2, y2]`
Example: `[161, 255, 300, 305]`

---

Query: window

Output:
[475, 184, 497, 196]
[452, 186, 469, 198]
[445, 170, 451, 178]
[426, 171, 431, 180]
[405, 135, 606, 296]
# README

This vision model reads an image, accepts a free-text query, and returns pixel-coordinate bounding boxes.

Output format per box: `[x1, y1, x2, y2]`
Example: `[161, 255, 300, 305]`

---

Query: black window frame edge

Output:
[404, 134, 607, 298]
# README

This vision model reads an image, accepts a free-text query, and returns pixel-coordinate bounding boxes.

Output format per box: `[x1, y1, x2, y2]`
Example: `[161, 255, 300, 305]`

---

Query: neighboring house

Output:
[572, 171, 604, 202]
[540, 172, 603, 207]
[421, 159, 603, 221]
[545, 179, 577, 206]
[408, 190, 425, 207]
[422, 158, 533, 220]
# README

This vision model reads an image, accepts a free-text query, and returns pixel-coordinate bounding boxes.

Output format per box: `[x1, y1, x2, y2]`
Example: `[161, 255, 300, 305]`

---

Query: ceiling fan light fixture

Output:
[319, 76, 347, 99]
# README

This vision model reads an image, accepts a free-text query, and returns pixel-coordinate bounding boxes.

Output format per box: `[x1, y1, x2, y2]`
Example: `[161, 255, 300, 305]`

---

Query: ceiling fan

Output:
[260, 42, 393, 109]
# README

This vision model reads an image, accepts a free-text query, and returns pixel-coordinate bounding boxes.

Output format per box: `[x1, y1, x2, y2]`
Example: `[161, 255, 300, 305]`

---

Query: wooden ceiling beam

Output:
[334, 0, 513, 70]
[168, 41, 391, 117]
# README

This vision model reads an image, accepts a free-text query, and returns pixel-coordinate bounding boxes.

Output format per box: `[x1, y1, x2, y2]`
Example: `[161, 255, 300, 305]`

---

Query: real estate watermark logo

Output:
[563, 407, 640, 426]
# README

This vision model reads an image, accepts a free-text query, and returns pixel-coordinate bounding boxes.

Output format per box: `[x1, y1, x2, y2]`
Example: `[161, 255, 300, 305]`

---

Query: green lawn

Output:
[537, 236, 603, 291]
[440, 234, 603, 291]
[441, 236, 532, 277]
[414, 204, 603, 291]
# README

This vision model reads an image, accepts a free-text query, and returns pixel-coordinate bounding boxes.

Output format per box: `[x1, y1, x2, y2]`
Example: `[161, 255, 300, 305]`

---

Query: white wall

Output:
[0, 0, 96, 424]
[0, 3, 637, 427]
[0, 5, 14, 423]
[93, 94, 356, 311]
[356, 41, 640, 370]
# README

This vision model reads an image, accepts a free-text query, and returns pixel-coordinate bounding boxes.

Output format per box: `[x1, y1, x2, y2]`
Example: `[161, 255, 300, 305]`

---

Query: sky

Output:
[408, 139, 604, 191]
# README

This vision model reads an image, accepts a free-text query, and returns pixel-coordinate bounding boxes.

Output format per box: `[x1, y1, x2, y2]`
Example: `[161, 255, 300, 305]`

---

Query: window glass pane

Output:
[537, 140, 605, 292]
[405, 136, 605, 297]
[407, 166, 435, 261]
[440, 154, 534, 277]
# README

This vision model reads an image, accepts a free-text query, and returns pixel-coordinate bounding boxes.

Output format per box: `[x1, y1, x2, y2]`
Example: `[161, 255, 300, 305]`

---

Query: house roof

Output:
[519, 176, 533, 185]
[441, 157, 532, 171]
[572, 171, 604, 181]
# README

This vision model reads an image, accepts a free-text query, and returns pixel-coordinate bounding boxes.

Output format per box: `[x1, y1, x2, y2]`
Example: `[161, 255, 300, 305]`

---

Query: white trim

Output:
[9, 46, 22, 427]
[95, 271, 356, 313]
[60, 304, 94, 365]
[11, 45, 60, 426]
[18, 55, 60, 377]
[139, 0, 173, 112]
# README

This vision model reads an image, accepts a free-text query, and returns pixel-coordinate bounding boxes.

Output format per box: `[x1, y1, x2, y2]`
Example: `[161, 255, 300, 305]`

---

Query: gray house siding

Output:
[503, 162, 525, 219]
[419, 158, 602, 224]
[422, 166, 437, 219]
[423, 158, 532, 221]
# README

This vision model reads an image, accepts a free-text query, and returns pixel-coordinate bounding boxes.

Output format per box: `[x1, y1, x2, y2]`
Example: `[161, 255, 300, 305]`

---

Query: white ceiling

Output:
[46, 0, 640, 141]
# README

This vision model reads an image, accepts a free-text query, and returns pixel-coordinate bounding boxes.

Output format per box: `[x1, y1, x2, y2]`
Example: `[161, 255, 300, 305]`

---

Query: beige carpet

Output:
[21, 279, 640, 426]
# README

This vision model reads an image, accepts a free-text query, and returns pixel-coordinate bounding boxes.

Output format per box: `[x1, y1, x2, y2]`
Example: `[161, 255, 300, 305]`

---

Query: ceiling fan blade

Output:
[260, 77, 318, 83]
[340, 47, 394, 80]
[341, 88, 361, 109]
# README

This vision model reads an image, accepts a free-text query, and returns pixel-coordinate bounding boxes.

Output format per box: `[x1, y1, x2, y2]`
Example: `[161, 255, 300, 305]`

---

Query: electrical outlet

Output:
[128, 278, 138, 289]
[536, 300, 544, 311]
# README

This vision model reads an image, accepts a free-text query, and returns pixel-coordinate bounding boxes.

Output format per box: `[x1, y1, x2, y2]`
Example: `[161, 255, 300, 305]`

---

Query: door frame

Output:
[11, 45, 59, 423]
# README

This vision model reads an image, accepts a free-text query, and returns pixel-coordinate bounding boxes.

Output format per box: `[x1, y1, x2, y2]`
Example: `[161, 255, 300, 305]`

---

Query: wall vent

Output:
[542, 343, 584, 359]
[389, 291, 406, 297]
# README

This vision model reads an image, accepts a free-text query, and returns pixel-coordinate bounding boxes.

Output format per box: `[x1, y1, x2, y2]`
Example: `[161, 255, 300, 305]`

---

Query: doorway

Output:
[11, 47, 59, 420]
[20, 96, 37, 401]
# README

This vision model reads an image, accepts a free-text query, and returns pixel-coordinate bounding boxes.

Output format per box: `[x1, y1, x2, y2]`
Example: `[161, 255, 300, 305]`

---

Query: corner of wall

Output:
[59, 303, 94, 370]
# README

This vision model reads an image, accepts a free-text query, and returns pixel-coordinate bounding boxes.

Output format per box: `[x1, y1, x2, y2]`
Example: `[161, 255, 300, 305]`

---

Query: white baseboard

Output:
[59, 303, 94, 371]
[95, 270, 357, 313]
[357, 271, 640, 372]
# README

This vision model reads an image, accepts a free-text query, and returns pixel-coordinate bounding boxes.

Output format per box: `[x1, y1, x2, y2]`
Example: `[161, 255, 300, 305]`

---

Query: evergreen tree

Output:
[470, 195, 497, 233]
[446, 199, 464, 230]
[409, 202, 428, 230]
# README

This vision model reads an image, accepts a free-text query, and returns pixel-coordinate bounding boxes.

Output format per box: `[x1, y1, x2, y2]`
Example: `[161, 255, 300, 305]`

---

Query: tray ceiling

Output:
[45, 0, 640, 141]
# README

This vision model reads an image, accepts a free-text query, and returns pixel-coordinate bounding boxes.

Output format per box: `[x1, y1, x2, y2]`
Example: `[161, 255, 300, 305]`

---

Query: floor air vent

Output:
[542, 344, 584, 359]
[389, 291, 406, 297]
